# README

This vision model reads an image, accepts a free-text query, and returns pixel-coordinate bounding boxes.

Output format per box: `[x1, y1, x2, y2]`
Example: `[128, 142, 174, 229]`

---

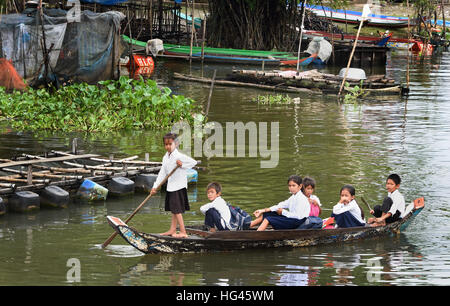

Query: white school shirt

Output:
[269, 191, 311, 220]
[388, 189, 406, 218]
[152, 149, 197, 192]
[332, 200, 365, 224]
[200, 196, 232, 229]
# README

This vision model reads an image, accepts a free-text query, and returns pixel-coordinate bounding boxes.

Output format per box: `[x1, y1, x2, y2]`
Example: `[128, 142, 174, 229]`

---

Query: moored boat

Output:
[304, 30, 417, 50]
[305, 4, 415, 28]
[122, 35, 303, 66]
[106, 197, 424, 254]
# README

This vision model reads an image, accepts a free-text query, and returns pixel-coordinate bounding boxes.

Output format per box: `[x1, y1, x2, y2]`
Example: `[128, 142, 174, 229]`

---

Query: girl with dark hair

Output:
[250, 175, 310, 231]
[330, 185, 366, 228]
[302, 177, 322, 217]
[150, 132, 197, 238]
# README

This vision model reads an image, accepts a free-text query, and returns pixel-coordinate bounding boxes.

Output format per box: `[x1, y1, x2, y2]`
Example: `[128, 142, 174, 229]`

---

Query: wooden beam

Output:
[0, 154, 100, 168]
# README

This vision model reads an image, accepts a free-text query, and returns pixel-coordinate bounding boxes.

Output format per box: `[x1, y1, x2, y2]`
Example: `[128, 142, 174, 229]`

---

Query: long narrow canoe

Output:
[305, 4, 415, 28]
[107, 197, 424, 254]
[122, 35, 306, 66]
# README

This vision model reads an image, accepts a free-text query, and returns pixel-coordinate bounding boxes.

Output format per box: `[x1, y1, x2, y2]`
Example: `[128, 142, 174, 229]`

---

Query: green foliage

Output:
[0, 76, 198, 133]
[252, 94, 293, 105]
[343, 80, 368, 104]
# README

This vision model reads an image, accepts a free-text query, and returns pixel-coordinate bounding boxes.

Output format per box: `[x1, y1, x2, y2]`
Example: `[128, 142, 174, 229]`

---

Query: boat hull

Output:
[107, 201, 424, 254]
[305, 4, 413, 28]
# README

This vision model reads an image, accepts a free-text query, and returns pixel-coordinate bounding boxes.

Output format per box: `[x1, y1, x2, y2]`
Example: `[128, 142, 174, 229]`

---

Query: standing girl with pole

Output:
[151, 133, 197, 238]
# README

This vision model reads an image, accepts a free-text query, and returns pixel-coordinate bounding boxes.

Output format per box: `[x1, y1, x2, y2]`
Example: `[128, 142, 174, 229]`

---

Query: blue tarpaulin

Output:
[81, 0, 184, 4]
[80, 0, 129, 5]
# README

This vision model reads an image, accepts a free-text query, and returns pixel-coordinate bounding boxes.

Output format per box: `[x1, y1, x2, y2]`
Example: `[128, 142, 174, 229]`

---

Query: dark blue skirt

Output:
[331, 211, 365, 228]
[263, 212, 306, 230]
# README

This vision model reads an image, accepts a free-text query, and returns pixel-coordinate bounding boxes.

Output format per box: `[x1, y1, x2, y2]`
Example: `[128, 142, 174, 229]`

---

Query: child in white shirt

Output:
[250, 175, 310, 231]
[200, 182, 231, 232]
[331, 185, 365, 228]
[368, 174, 405, 227]
[151, 133, 197, 238]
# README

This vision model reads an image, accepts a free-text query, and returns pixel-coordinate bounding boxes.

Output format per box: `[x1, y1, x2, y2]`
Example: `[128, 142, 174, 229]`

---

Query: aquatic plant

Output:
[0, 76, 198, 132]
[252, 94, 293, 105]
[343, 81, 368, 104]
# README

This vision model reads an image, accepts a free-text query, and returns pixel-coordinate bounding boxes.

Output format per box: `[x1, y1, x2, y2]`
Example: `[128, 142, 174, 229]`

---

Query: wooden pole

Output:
[406, 0, 411, 89]
[127, 5, 135, 77]
[442, 0, 446, 40]
[296, 0, 307, 74]
[201, 18, 206, 63]
[27, 165, 33, 185]
[149, 0, 153, 39]
[38, 0, 49, 83]
[189, 0, 195, 64]
[338, 4, 370, 98]
[101, 165, 181, 249]
[205, 69, 216, 119]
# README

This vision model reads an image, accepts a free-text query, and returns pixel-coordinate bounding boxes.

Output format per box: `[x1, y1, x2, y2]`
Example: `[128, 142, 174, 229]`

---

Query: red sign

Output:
[127, 55, 155, 68]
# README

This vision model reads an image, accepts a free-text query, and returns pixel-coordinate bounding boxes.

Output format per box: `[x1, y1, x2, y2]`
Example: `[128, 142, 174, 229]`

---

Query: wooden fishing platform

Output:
[173, 69, 407, 96]
[0, 150, 163, 197]
[228, 69, 407, 96]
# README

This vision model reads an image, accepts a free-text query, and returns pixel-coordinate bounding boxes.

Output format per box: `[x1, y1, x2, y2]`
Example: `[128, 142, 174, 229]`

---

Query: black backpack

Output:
[226, 202, 252, 230]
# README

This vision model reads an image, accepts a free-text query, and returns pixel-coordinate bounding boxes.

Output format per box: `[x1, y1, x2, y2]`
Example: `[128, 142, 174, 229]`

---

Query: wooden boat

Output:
[280, 53, 318, 66]
[305, 4, 415, 28]
[304, 30, 417, 50]
[176, 11, 202, 29]
[122, 35, 308, 66]
[106, 197, 424, 254]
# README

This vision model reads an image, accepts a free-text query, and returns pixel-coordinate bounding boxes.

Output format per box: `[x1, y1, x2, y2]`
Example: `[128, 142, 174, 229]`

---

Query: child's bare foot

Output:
[369, 221, 386, 227]
[172, 232, 188, 238]
[160, 230, 175, 236]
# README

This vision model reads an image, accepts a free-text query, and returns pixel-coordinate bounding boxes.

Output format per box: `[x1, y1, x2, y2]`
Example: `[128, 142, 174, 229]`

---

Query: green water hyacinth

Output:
[0, 76, 198, 132]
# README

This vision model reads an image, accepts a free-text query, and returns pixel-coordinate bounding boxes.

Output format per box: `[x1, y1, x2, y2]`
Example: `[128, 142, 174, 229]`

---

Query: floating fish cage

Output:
[0, 149, 199, 216]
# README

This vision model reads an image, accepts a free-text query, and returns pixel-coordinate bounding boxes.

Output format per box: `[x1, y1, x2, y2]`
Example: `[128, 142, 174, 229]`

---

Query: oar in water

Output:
[101, 164, 180, 249]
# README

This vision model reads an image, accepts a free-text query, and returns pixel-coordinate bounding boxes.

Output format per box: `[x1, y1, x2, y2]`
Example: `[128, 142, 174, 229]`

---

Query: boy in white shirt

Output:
[200, 182, 232, 232]
[368, 174, 405, 227]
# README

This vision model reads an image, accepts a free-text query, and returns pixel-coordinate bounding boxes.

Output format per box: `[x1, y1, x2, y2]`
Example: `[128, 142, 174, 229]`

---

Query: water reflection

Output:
[111, 233, 432, 286]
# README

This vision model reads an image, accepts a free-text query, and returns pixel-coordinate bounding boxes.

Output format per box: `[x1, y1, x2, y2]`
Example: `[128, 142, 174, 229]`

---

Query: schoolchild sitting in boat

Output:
[250, 175, 310, 231]
[302, 177, 322, 217]
[199, 182, 232, 232]
[368, 174, 405, 227]
[331, 185, 366, 228]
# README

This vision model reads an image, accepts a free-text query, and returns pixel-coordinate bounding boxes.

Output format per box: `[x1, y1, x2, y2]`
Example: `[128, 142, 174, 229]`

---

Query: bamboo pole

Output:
[442, 0, 446, 40]
[406, 0, 411, 89]
[189, 0, 195, 64]
[201, 18, 206, 63]
[3, 168, 82, 180]
[205, 69, 216, 119]
[338, 4, 371, 98]
[296, 0, 307, 74]
[38, 0, 49, 83]
[0, 176, 50, 184]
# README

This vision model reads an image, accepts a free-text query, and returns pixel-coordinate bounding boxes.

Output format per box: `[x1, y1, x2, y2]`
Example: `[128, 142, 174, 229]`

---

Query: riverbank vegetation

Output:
[0, 76, 198, 133]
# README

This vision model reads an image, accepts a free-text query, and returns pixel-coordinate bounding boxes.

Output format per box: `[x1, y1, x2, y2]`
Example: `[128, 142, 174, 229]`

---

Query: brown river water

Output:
[0, 50, 449, 286]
